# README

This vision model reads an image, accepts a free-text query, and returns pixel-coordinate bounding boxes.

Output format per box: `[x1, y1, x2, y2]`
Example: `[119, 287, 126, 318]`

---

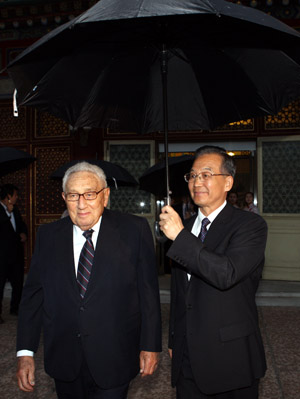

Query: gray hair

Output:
[62, 162, 107, 192]
[194, 145, 236, 178]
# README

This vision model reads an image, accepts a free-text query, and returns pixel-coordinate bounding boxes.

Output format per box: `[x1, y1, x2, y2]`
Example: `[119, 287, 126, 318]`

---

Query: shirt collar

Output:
[198, 200, 227, 224]
[73, 216, 102, 243]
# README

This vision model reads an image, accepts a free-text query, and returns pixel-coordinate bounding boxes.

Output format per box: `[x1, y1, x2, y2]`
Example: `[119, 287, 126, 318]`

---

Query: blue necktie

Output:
[77, 229, 94, 298]
[199, 218, 210, 242]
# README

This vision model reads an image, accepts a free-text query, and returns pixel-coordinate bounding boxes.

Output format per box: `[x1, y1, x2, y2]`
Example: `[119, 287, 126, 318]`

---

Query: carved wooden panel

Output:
[0, 103, 26, 140]
[34, 146, 70, 216]
[34, 110, 70, 138]
[214, 119, 254, 132]
[264, 99, 300, 130]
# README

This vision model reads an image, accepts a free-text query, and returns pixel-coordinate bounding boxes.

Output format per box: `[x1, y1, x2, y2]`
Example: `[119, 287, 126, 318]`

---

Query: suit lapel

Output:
[204, 204, 234, 250]
[84, 208, 120, 300]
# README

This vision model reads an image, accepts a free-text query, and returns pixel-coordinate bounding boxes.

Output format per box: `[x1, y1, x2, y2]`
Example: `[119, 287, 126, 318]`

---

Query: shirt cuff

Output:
[17, 350, 34, 357]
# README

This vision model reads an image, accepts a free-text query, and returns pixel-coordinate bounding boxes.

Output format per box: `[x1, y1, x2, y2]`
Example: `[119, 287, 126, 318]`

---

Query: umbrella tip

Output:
[13, 89, 18, 117]
[112, 177, 118, 189]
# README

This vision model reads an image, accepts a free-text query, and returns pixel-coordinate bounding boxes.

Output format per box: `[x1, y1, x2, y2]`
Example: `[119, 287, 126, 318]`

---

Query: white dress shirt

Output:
[0, 201, 16, 231]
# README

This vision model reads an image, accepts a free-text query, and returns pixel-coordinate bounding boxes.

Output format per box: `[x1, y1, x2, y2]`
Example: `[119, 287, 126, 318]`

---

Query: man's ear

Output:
[225, 176, 234, 193]
[104, 187, 110, 207]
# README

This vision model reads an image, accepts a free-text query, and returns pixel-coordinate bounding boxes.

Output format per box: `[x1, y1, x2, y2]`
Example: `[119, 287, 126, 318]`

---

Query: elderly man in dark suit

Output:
[16, 162, 161, 399]
[159, 146, 267, 399]
[0, 184, 27, 323]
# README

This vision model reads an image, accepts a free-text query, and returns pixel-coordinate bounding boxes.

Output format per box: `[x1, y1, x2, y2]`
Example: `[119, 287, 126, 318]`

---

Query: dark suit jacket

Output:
[17, 208, 162, 389]
[0, 204, 27, 266]
[167, 204, 267, 395]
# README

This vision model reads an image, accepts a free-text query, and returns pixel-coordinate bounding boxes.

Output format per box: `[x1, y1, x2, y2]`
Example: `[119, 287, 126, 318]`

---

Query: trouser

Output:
[55, 359, 129, 399]
[8, 261, 24, 313]
[0, 261, 24, 314]
[176, 340, 259, 399]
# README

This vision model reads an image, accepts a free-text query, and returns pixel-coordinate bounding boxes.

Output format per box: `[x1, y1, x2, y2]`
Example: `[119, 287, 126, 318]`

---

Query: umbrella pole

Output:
[154, 44, 170, 244]
[161, 43, 170, 206]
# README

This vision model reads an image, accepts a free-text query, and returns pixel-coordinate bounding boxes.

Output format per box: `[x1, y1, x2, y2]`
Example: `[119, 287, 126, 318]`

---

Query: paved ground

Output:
[1, 279, 300, 398]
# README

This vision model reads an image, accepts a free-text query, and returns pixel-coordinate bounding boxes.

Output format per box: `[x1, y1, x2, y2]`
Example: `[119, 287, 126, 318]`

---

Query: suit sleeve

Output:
[16, 227, 43, 352]
[137, 218, 162, 352]
[168, 266, 177, 349]
[167, 214, 267, 291]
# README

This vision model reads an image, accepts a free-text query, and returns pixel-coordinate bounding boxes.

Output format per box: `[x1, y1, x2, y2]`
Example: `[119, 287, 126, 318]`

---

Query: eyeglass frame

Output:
[184, 171, 230, 183]
[64, 187, 107, 202]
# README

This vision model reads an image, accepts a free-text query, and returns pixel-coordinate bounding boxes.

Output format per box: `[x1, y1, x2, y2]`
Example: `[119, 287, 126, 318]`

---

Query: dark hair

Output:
[194, 146, 236, 177]
[245, 191, 254, 198]
[0, 184, 18, 200]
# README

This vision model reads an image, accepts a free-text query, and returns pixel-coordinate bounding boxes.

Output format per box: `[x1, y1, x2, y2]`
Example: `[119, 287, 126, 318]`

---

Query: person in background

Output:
[243, 191, 259, 214]
[173, 195, 197, 220]
[16, 162, 161, 399]
[227, 190, 240, 208]
[0, 184, 27, 324]
[159, 146, 267, 399]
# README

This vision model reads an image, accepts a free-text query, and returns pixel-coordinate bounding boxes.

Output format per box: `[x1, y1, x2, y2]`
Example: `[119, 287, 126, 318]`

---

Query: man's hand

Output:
[159, 205, 184, 241]
[139, 351, 159, 377]
[17, 356, 35, 392]
[168, 348, 173, 359]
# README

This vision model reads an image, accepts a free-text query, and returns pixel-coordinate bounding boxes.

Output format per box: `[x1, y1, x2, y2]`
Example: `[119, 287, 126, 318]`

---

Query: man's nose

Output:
[77, 195, 87, 207]
[194, 175, 204, 186]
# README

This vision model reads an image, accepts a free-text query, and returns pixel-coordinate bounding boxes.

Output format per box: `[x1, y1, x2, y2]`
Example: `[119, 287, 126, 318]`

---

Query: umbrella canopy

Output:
[139, 155, 194, 197]
[6, 0, 300, 201]
[6, 0, 300, 133]
[0, 147, 36, 176]
[51, 159, 138, 188]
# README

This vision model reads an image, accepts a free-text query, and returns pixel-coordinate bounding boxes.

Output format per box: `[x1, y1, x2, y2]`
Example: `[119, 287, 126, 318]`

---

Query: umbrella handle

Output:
[154, 221, 168, 243]
[154, 197, 170, 243]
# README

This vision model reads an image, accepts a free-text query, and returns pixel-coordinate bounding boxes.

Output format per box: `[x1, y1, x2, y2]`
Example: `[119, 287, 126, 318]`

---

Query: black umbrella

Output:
[51, 159, 138, 188]
[139, 155, 194, 197]
[6, 0, 300, 200]
[0, 147, 36, 176]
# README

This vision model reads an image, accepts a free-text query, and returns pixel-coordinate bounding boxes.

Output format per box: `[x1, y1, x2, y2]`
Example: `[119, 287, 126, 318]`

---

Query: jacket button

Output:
[80, 306, 85, 311]
[77, 333, 81, 338]
[187, 304, 192, 310]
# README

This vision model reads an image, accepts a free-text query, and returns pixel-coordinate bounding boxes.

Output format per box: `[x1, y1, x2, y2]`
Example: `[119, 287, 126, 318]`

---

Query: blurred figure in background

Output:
[227, 191, 240, 208]
[0, 184, 27, 323]
[173, 195, 197, 220]
[243, 191, 259, 214]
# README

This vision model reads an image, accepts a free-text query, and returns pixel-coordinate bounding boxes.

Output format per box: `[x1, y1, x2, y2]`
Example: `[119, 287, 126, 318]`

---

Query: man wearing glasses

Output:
[159, 146, 267, 399]
[16, 162, 161, 399]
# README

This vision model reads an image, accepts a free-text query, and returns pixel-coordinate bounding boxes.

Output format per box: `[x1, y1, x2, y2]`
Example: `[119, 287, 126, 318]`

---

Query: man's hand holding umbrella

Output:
[159, 205, 184, 241]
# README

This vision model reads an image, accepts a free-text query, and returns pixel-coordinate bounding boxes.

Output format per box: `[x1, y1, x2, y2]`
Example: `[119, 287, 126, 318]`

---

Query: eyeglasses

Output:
[64, 187, 107, 202]
[184, 172, 230, 183]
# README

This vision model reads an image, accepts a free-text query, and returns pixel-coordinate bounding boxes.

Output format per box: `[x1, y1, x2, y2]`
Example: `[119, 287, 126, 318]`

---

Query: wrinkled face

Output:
[228, 192, 238, 205]
[62, 171, 110, 231]
[189, 154, 233, 216]
[245, 193, 254, 205]
[8, 190, 18, 205]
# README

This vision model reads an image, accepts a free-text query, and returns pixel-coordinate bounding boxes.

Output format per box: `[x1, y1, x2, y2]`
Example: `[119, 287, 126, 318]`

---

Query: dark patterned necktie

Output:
[77, 229, 94, 298]
[199, 218, 210, 242]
